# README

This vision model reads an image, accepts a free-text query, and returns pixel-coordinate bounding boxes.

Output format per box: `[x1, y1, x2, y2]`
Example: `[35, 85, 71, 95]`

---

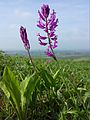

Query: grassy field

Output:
[0, 52, 90, 120]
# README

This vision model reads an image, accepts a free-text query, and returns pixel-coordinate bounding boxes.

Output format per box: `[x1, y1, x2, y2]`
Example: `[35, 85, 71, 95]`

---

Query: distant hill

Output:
[4, 50, 90, 58]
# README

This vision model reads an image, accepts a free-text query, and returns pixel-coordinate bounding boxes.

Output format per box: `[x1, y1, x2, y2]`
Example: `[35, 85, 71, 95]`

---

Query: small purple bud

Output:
[20, 26, 30, 49]
[49, 32, 55, 37]
[45, 48, 54, 57]
[41, 4, 50, 18]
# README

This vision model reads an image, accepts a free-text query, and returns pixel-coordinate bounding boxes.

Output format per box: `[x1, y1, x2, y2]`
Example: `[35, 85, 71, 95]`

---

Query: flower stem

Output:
[27, 48, 35, 70]
[46, 18, 57, 61]
[48, 35, 57, 61]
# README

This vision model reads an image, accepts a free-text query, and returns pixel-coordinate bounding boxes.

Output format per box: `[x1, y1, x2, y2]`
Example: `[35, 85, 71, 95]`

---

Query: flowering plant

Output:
[20, 26, 35, 69]
[37, 4, 58, 60]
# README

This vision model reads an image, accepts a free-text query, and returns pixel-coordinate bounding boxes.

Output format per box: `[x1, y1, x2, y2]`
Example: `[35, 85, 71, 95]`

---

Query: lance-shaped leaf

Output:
[2, 67, 23, 120]
[53, 69, 60, 80]
[20, 72, 39, 114]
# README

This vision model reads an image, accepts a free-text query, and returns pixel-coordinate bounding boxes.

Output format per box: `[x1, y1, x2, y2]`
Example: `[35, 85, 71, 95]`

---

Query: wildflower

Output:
[20, 26, 35, 69]
[37, 4, 58, 60]
[20, 26, 30, 49]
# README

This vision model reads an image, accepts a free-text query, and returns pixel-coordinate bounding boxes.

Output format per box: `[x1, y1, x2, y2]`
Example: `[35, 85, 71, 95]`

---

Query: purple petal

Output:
[38, 38, 47, 46]
[37, 24, 45, 29]
[37, 20, 45, 29]
[49, 11, 58, 31]
[44, 25, 48, 32]
[41, 4, 50, 18]
[45, 49, 54, 57]
[49, 10, 56, 24]
[39, 36, 47, 40]
[53, 43, 57, 49]
[49, 20, 58, 31]
[51, 35, 57, 40]
[52, 19, 58, 28]
[40, 42, 47, 46]
[38, 10, 45, 21]
[49, 32, 55, 37]
[52, 39, 58, 49]
[37, 33, 47, 40]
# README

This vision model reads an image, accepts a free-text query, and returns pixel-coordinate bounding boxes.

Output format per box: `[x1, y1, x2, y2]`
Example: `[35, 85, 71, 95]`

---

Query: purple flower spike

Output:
[37, 4, 58, 61]
[20, 26, 30, 49]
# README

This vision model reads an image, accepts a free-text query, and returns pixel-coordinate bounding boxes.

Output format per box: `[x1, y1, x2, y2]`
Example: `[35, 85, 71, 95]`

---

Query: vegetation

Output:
[0, 52, 90, 120]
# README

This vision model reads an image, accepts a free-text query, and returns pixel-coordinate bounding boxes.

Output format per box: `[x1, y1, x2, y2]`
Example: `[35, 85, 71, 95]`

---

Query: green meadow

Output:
[0, 51, 90, 120]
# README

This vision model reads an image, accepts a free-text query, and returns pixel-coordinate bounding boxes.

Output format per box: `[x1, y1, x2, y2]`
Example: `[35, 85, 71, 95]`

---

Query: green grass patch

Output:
[0, 52, 90, 120]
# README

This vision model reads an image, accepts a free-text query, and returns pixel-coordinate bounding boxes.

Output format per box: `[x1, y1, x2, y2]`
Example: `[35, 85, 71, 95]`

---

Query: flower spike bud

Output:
[20, 26, 30, 49]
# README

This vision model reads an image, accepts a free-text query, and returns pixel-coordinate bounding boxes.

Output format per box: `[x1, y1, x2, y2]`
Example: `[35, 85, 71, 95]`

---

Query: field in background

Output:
[4, 50, 90, 58]
[0, 51, 90, 120]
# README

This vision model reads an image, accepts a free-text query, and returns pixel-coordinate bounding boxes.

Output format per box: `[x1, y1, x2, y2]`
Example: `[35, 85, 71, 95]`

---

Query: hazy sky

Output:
[0, 0, 89, 51]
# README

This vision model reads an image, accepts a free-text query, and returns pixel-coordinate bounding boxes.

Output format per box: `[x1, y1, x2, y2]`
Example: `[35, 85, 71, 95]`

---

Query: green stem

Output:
[27, 49, 35, 70]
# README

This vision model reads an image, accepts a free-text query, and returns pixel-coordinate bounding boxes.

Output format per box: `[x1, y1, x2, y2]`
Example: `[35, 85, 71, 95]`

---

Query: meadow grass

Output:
[0, 52, 90, 120]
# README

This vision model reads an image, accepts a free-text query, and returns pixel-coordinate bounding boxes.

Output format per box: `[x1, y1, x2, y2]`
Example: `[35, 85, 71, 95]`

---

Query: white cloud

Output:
[14, 9, 31, 18]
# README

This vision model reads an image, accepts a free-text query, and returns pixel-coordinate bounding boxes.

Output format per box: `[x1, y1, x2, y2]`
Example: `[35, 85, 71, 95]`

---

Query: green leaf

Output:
[53, 69, 60, 80]
[77, 87, 87, 91]
[20, 72, 39, 113]
[0, 81, 10, 99]
[66, 110, 77, 114]
[83, 91, 90, 103]
[25, 73, 39, 101]
[3, 66, 23, 120]
[83, 79, 90, 107]
[40, 69, 55, 88]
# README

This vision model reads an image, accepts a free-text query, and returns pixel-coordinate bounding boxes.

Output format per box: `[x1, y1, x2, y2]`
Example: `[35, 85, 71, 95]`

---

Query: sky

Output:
[0, 0, 89, 51]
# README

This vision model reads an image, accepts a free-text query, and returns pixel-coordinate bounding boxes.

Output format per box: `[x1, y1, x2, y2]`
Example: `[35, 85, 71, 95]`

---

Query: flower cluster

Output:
[37, 4, 58, 60]
[20, 26, 30, 49]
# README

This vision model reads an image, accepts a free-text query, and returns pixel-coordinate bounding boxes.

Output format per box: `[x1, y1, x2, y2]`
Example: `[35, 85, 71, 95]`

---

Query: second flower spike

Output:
[20, 26, 30, 50]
